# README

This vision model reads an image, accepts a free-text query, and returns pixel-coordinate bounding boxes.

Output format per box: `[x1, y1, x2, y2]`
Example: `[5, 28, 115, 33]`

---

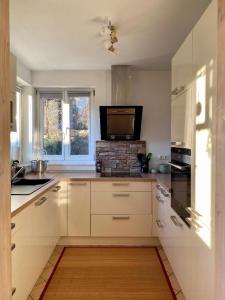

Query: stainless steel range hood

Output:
[111, 65, 132, 105]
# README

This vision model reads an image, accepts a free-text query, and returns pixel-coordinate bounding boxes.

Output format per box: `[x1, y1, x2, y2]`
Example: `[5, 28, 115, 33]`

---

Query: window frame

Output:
[39, 88, 92, 162]
[10, 87, 22, 161]
[39, 91, 64, 161]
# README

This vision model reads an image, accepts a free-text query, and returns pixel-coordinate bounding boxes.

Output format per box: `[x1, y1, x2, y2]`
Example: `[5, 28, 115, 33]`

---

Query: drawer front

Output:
[91, 191, 151, 215]
[11, 204, 34, 236]
[91, 215, 152, 237]
[91, 181, 152, 192]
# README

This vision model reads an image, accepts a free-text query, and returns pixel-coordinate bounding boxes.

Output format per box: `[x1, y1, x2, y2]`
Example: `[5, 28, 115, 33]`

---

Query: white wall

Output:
[17, 59, 32, 86]
[130, 70, 171, 168]
[31, 69, 170, 169]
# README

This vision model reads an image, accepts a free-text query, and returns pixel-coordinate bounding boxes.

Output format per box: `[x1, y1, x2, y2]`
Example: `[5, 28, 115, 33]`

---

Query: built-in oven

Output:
[169, 147, 191, 227]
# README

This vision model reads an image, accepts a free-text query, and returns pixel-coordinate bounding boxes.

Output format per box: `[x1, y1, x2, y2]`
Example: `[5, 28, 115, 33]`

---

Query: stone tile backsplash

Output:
[96, 141, 146, 173]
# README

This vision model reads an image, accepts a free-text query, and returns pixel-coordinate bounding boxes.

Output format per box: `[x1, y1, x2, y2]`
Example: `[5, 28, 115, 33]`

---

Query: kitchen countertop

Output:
[11, 171, 171, 217]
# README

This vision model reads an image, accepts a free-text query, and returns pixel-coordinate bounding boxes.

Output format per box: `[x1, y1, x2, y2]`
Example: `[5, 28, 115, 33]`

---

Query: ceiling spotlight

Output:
[101, 18, 118, 54]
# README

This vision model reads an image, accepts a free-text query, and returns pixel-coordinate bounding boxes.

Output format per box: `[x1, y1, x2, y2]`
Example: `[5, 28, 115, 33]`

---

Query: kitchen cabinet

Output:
[10, 53, 17, 132]
[171, 86, 193, 148]
[192, 0, 217, 229]
[68, 181, 91, 236]
[171, 32, 193, 94]
[91, 215, 152, 237]
[91, 181, 151, 192]
[57, 181, 68, 236]
[91, 181, 152, 237]
[12, 187, 60, 300]
[11, 205, 36, 300]
[163, 204, 194, 300]
[153, 184, 170, 246]
[153, 177, 214, 300]
[48, 185, 61, 253]
[91, 191, 151, 215]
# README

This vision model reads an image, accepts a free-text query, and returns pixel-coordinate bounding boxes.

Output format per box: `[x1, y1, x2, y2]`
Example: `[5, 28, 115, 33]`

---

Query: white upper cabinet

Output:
[171, 87, 193, 148]
[171, 32, 194, 149]
[192, 0, 217, 229]
[171, 32, 193, 94]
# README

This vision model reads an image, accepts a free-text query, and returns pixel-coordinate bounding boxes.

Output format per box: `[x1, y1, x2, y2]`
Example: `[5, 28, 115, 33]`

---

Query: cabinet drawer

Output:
[91, 191, 151, 215]
[91, 181, 151, 192]
[91, 215, 152, 237]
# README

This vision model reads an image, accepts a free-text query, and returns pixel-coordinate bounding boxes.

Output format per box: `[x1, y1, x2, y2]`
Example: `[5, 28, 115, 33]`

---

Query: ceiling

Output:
[10, 0, 211, 71]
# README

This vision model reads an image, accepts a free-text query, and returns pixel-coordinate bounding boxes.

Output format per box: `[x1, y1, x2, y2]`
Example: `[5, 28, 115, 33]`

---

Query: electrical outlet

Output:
[158, 155, 168, 160]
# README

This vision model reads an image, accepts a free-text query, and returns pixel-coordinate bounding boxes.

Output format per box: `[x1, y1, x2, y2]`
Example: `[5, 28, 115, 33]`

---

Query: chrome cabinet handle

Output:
[112, 216, 130, 220]
[156, 219, 164, 228]
[11, 223, 16, 230]
[168, 162, 189, 171]
[112, 182, 130, 186]
[35, 197, 47, 206]
[170, 215, 183, 227]
[185, 217, 203, 229]
[156, 184, 163, 192]
[156, 195, 164, 203]
[112, 193, 130, 197]
[12, 288, 16, 296]
[11, 243, 16, 251]
[171, 141, 184, 146]
[156, 184, 169, 197]
[69, 182, 87, 186]
[161, 190, 170, 197]
[171, 86, 185, 96]
[185, 207, 202, 217]
[52, 185, 61, 192]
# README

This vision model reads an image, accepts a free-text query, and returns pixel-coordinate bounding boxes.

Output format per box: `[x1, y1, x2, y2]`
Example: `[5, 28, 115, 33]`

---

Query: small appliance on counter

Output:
[31, 160, 48, 174]
[159, 163, 170, 174]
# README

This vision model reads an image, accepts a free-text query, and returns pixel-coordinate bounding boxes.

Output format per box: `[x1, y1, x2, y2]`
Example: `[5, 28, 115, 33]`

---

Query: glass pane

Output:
[69, 96, 89, 155]
[42, 95, 63, 155]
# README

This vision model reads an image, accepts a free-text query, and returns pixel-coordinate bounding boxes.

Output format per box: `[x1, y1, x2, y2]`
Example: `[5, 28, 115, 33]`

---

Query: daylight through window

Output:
[40, 90, 91, 161]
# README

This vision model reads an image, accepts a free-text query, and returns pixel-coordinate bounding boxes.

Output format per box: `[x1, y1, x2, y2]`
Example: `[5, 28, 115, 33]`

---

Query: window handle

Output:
[66, 127, 70, 136]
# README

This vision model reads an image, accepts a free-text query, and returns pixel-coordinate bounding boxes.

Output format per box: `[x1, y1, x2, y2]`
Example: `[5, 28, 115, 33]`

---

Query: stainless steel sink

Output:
[11, 178, 53, 195]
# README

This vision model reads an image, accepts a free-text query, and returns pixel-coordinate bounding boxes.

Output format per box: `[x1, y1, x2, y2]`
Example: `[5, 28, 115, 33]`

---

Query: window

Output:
[39, 90, 91, 161]
[10, 89, 22, 160]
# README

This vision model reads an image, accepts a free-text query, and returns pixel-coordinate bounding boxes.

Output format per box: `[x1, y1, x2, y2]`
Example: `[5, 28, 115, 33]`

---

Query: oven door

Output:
[170, 162, 191, 226]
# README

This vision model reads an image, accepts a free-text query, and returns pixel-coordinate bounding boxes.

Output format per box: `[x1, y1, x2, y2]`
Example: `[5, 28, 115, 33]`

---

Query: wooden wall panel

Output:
[0, 0, 11, 299]
[216, 0, 225, 299]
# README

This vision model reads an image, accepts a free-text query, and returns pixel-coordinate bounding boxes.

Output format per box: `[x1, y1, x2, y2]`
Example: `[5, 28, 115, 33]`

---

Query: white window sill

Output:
[47, 160, 95, 166]
[47, 160, 96, 171]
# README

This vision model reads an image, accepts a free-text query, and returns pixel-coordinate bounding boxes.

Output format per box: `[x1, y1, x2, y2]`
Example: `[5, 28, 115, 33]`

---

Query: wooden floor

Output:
[41, 247, 175, 300]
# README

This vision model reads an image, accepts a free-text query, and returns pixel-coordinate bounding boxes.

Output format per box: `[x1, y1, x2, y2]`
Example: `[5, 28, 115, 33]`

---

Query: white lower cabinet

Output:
[68, 181, 91, 236]
[91, 215, 152, 237]
[91, 181, 152, 237]
[57, 181, 68, 236]
[12, 187, 60, 299]
[91, 191, 151, 215]
[153, 183, 215, 300]
[12, 205, 37, 300]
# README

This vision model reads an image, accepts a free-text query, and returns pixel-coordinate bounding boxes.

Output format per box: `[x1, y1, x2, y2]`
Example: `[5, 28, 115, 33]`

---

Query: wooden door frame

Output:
[0, 0, 11, 299]
[216, 0, 225, 299]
